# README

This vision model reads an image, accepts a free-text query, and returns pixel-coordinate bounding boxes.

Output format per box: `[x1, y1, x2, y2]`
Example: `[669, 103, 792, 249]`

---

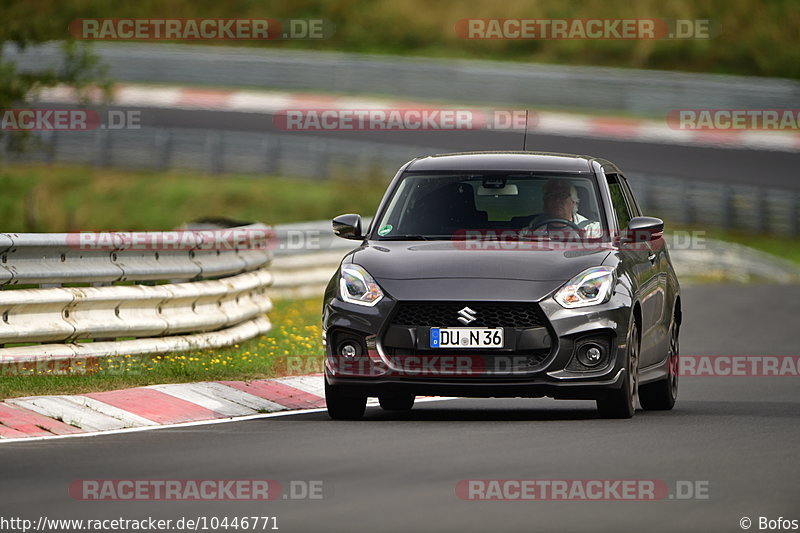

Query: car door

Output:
[620, 174, 670, 366]
[605, 174, 661, 368]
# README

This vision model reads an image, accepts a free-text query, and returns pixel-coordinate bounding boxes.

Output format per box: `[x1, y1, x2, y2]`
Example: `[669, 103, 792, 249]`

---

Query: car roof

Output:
[405, 151, 601, 173]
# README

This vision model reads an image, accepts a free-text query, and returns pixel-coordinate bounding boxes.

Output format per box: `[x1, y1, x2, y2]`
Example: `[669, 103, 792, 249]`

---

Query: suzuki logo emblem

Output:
[457, 306, 477, 325]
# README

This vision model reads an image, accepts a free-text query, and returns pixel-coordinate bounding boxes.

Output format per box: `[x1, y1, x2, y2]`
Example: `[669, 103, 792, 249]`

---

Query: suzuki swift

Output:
[323, 152, 681, 419]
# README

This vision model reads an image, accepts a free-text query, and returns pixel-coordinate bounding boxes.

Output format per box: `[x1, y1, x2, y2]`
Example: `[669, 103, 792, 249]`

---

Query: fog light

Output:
[332, 331, 367, 359]
[340, 343, 358, 358]
[577, 343, 604, 367]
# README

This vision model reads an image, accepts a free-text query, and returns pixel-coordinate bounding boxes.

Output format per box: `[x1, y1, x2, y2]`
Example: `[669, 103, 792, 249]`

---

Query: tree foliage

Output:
[1, 1, 111, 151]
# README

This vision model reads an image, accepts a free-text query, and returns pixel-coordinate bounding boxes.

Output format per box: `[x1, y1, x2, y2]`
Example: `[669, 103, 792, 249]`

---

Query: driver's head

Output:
[543, 179, 579, 220]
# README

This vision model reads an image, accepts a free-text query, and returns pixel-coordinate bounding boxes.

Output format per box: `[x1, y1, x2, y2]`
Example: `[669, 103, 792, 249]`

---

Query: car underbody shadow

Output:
[364, 398, 602, 421]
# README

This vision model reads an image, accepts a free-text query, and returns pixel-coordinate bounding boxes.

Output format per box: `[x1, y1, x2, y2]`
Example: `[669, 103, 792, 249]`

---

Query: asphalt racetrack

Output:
[1, 284, 798, 533]
[39, 103, 800, 191]
[145, 107, 800, 190]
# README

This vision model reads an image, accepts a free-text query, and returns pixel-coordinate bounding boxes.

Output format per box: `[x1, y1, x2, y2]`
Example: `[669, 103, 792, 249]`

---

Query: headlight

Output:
[554, 266, 615, 308]
[339, 264, 384, 306]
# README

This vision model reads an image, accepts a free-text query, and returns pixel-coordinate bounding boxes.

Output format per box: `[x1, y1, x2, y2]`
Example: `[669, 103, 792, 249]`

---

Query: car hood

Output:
[348, 241, 611, 282]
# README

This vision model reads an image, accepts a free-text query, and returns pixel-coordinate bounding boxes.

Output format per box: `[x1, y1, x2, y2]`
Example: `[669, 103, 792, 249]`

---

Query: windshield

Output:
[373, 173, 606, 240]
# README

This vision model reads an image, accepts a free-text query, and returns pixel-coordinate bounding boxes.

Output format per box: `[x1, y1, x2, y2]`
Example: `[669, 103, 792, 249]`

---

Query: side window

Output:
[606, 174, 633, 230]
[619, 175, 641, 217]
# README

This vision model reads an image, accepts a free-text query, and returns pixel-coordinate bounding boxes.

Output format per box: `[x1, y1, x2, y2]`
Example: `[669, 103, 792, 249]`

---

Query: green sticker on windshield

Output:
[378, 224, 393, 236]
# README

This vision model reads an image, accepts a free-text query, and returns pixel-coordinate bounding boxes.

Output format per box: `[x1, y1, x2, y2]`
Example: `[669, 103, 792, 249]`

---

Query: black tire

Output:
[325, 380, 367, 420]
[639, 320, 679, 411]
[379, 394, 415, 411]
[597, 321, 639, 419]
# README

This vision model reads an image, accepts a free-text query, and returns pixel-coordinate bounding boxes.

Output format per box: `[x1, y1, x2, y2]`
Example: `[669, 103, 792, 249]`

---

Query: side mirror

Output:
[332, 214, 363, 240]
[625, 216, 664, 242]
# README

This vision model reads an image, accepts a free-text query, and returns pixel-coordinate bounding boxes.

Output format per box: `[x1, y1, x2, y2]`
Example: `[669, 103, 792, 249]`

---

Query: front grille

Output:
[390, 302, 547, 328]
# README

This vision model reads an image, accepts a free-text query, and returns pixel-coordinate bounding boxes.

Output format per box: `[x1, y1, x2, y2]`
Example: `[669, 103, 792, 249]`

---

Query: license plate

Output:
[430, 328, 504, 349]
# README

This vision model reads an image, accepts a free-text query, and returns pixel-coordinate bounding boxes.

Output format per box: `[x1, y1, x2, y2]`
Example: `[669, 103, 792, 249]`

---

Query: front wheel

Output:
[325, 380, 367, 420]
[597, 321, 639, 419]
[639, 320, 679, 410]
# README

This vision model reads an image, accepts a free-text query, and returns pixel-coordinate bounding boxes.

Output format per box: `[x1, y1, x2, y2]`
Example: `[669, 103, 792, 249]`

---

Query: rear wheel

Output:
[597, 321, 639, 419]
[379, 393, 415, 411]
[325, 380, 367, 420]
[639, 320, 679, 410]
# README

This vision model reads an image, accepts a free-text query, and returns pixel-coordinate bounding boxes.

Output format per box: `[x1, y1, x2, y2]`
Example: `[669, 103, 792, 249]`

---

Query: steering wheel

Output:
[529, 217, 582, 232]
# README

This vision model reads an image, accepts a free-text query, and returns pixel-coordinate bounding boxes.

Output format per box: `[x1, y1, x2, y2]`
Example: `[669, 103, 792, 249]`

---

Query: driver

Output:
[524, 179, 601, 237]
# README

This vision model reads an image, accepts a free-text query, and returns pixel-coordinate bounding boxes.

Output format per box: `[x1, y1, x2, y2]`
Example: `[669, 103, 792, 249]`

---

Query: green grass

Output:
[0, 163, 389, 232]
[700, 230, 800, 265]
[5, 163, 799, 265]
[0, 298, 325, 399]
[664, 225, 800, 266]
[8, 0, 800, 79]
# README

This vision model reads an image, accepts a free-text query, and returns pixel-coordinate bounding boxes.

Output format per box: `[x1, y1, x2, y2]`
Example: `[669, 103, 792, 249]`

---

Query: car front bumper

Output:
[322, 280, 634, 400]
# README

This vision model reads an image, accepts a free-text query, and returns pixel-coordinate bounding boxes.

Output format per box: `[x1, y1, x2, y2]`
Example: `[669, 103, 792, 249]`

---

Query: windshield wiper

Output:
[517, 233, 551, 241]
[376, 235, 435, 241]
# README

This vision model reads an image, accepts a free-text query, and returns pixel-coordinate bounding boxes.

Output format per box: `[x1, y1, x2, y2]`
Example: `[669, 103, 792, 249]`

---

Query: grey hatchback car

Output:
[322, 152, 681, 419]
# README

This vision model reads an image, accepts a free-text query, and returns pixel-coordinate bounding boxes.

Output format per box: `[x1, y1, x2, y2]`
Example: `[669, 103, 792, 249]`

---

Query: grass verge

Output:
[0, 298, 325, 399]
[0, 163, 389, 233]
[665, 226, 800, 266]
[701, 230, 800, 265]
[4, 162, 799, 265]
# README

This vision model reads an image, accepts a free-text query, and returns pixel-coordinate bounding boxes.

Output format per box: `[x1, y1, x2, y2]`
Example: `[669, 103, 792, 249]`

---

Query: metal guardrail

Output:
[0, 225, 274, 363]
[4, 127, 800, 236]
[3, 127, 420, 179]
[6, 42, 800, 115]
[626, 174, 800, 236]
[0, 223, 272, 286]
